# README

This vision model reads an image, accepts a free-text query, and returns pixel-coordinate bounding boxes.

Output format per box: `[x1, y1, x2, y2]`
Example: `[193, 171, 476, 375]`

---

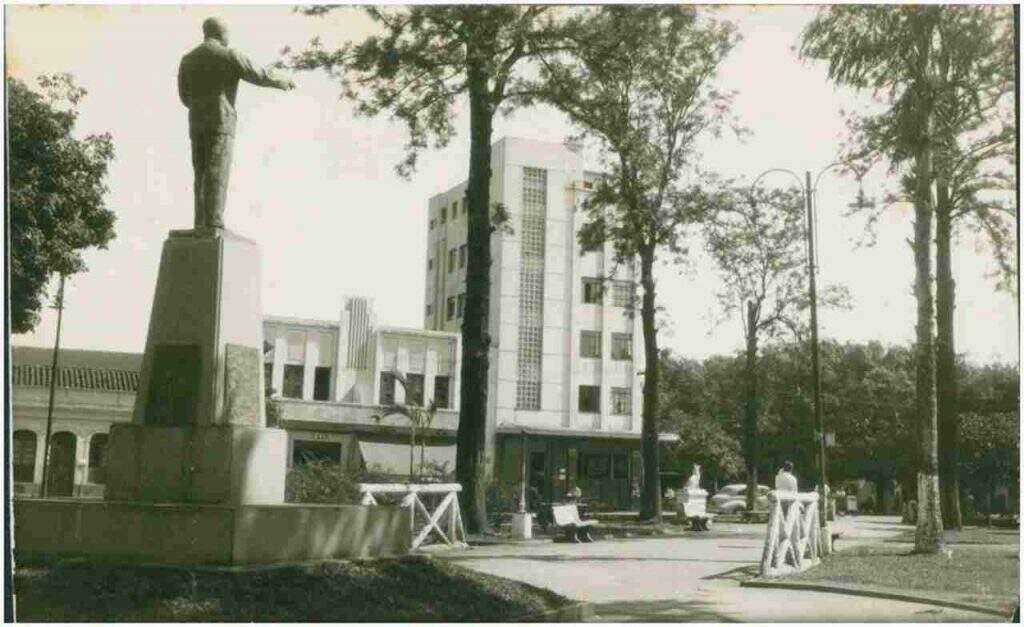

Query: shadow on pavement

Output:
[589, 599, 739, 622]
[700, 564, 760, 582]
[442, 554, 757, 565]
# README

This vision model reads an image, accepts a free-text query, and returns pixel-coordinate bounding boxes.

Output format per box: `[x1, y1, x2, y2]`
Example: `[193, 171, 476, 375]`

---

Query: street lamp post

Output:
[750, 162, 873, 556]
[39, 273, 67, 498]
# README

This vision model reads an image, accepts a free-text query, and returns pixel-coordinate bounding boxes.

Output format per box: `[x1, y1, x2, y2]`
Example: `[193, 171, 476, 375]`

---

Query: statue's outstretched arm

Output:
[232, 50, 294, 91]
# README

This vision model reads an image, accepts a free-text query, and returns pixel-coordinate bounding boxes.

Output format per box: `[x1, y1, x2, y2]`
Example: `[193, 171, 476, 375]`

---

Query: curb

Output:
[514, 601, 593, 622]
[740, 579, 1009, 617]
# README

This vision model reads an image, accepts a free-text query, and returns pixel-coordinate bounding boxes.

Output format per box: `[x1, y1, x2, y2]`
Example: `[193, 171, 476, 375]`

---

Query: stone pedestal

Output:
[14, 228, 408, 565]
[511, 512, 533, 540]
[107, 229, 285, 504]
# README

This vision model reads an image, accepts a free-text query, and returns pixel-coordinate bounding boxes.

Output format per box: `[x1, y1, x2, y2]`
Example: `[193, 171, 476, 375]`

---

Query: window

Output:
[12, 430, 36, 483]
[441, 206, 447, 222]
[457, 293, 465, 318]
[434, 375, 450, 409]
[582, 278, 603, 304]
[264, 362, 273, 394]
[88, 433, 108, 484]
[292, 440, 341, 466]
[428, 258, 434, 271]
[380, 371, 396, 405]
[406, 373, 425, 406]
[283, 364, 304, 399]
[313, 366, 331, 401]
[429, 218, 436, 230]
[611, 387, 632, 415]
[458, 244, 467, 268]
[582, 453, 610, 479]
[611, 333, 633, 361]
[425, 304, 433, 317]
[286, 330, 306, 362]
[448, 248, 457, 272]
[612, 453, 628, 479]
[451, 202, 458, 219]
[579, 331, 601, 358]
[578, 385, 600, 413]
[446, 296, 456, 320]
[612, 281, 635, 308]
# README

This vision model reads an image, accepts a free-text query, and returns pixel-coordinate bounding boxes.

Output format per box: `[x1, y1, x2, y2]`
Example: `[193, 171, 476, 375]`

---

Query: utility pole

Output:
[39, 273, 66, 498]
[805, 172, 829, 550]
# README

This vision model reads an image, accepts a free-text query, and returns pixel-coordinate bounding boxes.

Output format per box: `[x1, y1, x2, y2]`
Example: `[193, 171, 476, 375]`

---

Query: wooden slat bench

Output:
[551, 503, 599, 542]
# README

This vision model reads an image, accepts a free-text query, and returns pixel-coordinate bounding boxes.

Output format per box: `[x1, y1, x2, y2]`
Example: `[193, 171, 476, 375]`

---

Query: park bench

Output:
[551, 503, 599, 542]
[681, 496, 715, 531]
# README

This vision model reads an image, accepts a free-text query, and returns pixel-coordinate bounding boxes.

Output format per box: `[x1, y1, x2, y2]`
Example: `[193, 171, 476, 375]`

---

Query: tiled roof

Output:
[12, 363, 139, 392]
[11, 346, 142, 392]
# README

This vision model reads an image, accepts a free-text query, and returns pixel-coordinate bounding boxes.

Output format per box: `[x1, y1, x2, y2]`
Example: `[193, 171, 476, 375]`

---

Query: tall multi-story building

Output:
[424, 137, 656, 510]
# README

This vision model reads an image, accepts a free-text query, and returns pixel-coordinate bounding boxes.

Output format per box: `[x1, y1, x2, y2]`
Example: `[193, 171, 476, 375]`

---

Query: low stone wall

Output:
[13, 498, 411, 565]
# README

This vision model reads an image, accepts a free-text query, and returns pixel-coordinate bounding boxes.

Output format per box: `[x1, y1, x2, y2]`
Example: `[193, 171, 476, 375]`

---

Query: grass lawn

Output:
[886, 526, 1019, 546]
[13, 556, 572, 622]
[787, 528, 1019, 612]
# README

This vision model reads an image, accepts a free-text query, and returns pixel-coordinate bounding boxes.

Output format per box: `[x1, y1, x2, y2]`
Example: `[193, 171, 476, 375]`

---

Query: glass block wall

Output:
[516, 167, 547, 410]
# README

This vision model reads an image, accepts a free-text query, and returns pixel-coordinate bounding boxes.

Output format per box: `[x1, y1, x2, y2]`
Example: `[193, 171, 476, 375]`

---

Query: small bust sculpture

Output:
[685, 464, 702, 490]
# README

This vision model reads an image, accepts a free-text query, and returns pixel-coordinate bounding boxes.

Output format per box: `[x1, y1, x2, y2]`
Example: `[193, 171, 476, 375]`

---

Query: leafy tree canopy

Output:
[8, 74, 116, 333]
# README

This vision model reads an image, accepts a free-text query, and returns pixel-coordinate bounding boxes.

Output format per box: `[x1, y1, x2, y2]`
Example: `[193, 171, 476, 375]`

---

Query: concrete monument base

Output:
[105, 423, 287, 505]
[102, 228, 287, 507]
[14, 499, 411, 565]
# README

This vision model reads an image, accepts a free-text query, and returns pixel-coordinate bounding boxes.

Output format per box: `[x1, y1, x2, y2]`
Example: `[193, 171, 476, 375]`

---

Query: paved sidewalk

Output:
[436, 517, 1001, 622]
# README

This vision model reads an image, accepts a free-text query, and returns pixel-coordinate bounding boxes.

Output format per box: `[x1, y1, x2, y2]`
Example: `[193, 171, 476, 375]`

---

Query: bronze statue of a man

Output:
[178, 18, 294, 229]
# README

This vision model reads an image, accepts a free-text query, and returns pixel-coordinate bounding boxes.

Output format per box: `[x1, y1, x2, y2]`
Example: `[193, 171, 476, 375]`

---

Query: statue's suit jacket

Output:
[178, 38, 287, 137]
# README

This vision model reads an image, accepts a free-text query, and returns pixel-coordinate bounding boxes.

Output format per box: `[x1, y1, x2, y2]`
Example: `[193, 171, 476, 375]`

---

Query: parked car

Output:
[709, 483, 771, 513]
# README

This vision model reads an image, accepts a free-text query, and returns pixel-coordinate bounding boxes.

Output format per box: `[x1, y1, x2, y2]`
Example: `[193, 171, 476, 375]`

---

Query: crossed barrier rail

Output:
[759, 490, 822, 577]
[359, 482, 468, 551]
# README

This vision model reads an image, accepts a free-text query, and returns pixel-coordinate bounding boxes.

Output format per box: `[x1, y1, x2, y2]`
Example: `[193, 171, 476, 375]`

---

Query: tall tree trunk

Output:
[743, 300, 759, 512]
[455, 54, 495, 534]
[912, 143, 944, 554]
[935, 179, 962, 530]
[638, 242, 662, 522]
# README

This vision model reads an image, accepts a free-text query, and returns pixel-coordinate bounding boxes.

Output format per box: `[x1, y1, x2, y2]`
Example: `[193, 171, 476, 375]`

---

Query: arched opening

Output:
[12, 430, 37, 483]
[46, 432, 77, 497]
[87, 433, 109, 484]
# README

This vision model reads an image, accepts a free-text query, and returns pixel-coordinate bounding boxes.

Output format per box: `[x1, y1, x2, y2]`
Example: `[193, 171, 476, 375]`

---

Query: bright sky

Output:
[6, 4, 1019, 366]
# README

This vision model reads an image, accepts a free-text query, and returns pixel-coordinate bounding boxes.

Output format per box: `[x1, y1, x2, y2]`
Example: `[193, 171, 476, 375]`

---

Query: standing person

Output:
[178, 17, 295, 229]
[775, 461, 798, 492]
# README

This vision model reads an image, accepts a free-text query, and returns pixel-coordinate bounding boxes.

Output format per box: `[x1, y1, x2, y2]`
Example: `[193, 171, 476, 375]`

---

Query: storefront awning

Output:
[496, 425, 680, 442]
[357, 440, 456, 477]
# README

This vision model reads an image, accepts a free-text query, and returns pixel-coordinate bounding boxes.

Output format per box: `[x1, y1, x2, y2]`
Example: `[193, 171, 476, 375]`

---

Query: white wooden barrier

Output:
[759, 490, 822, 577]
[359, 483, 468, 551]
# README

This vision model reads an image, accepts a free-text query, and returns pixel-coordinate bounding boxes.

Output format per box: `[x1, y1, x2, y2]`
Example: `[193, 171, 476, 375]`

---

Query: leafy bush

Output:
[418, 460, 455, 483]
[285, 459, 362, 504]
[486, 481, 521, 514]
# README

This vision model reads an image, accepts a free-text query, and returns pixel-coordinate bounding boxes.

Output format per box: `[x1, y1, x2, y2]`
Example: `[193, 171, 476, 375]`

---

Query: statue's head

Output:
[692, 463, 701, 475]
[202, 17, 229, 45]
[783, 460, 794, 473]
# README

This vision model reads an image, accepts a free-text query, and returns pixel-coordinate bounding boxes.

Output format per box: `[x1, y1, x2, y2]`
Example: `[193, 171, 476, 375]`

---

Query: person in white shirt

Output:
[775, 461, 798, 492]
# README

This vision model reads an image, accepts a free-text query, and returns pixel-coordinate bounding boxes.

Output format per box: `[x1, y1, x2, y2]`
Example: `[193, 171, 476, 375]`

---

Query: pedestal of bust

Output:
[105, 228, 286, 505]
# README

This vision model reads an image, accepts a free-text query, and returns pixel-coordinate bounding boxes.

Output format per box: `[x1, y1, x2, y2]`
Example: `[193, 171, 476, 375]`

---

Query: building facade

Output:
[424, 137, 650, 510]
[264, 296, 462, 474]
[10, 347, 139, 498]
[10, 298, 461, 497]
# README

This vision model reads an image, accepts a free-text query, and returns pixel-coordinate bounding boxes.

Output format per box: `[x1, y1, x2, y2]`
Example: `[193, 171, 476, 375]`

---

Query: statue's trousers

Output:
[190, 131, 233, 228]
